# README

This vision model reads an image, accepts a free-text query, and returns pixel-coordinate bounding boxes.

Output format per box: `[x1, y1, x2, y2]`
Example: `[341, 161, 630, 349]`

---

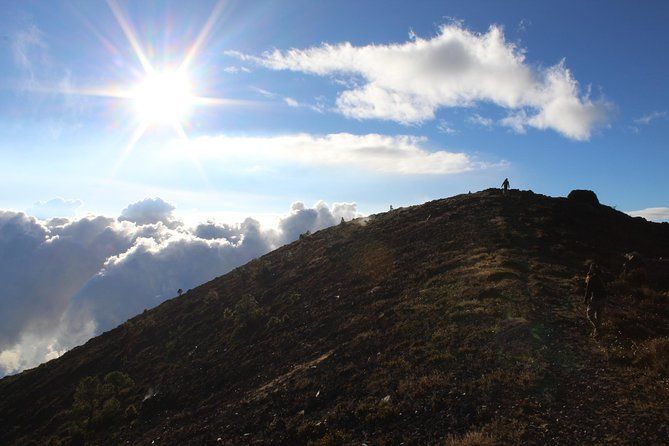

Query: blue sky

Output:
[1, 0, 668, 221]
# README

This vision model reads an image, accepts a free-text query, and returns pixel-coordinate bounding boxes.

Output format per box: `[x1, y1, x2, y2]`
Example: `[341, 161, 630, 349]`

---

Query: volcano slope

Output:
[1, 189, 669, 445]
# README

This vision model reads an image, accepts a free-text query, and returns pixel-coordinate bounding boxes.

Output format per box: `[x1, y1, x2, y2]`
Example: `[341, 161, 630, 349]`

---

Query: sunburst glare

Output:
[132, 71, 193, 126]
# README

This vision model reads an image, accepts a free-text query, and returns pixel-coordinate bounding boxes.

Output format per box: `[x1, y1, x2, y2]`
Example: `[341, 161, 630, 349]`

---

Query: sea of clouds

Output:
[0, 198, 360, 376]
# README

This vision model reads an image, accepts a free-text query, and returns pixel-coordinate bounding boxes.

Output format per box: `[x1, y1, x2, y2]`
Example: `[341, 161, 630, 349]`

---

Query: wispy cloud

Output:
[230, 23, 611, 140]
[223, 65, 251, 74]
[10, 24, 48, 89]
[437, 119, 457, 134]
[172, 132, 499, 175]
[634, 110, 667, 125]
[251, 87, 325, 113]
[11, 24, 46, 71]
[467, 113, 494, 128]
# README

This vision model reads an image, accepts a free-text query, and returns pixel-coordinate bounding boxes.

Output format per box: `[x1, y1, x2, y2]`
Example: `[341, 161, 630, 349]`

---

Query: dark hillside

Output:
[1, 189, 668, 445]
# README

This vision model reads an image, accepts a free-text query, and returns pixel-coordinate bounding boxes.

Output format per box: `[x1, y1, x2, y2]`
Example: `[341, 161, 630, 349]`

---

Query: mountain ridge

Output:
[1, 188, 668, 445]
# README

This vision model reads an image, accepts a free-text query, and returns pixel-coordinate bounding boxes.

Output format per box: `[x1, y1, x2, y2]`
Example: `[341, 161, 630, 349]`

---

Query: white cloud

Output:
[28, 198, 83, 219]
[0, 199, 361, 376]
[174, 132, 490, 175]
[499, 110, 529, 134]
[437, 119, 457, 134]
[634, 110, 667, 125]
[118, 197, 177, 226]
[467, 113, 494, 128]
[626, 207, 669, 222]
[230, 24, 610, 140]
[251, 86, 277, 98]
[223, 65, 251, 74]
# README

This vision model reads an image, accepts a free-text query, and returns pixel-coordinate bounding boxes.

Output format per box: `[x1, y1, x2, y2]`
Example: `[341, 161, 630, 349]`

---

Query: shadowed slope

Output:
[1, 189, 668, 445]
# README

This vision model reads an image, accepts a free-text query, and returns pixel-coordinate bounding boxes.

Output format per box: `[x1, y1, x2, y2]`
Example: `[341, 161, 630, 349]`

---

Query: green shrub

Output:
[72, 371, 135, 431]
[233, 295, 265, 328]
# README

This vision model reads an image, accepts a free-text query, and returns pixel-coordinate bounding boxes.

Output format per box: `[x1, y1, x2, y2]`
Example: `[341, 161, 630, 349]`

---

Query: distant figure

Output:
[177, 288, 183, 296]
[501, 178, 510, 195]
[584, 263, 607, 337]
[389, 205, 394, 211]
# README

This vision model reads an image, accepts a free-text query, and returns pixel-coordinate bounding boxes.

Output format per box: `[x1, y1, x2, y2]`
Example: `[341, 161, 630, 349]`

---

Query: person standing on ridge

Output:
[501, 178, 510, 195]
[584, 263, 607, 337]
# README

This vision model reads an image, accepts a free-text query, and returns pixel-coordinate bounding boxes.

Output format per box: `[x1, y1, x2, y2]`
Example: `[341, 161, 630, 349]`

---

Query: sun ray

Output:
[109, 121, 149, 178]
[26, 83, 135, 99]
[106, 0, 154, 74]
[172, 122, 212, 187]
[54, 0, 272, 180]
[67, 2, 122, 59]
[191, 96, 261, 107]
[178, 0, 227, 73]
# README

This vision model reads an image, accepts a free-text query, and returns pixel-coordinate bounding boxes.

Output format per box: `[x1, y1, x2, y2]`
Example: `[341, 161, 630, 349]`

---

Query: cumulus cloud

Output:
[118, 197, 178, 227]
[27, 197, 82, 219]
[0, 199, 361, 376]
[229, 23, 610, 140]
[626, 207, 669, 222]
[176, 132, 488, 175]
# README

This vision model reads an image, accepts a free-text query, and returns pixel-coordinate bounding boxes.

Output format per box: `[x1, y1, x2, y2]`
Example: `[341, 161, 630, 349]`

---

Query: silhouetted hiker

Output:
[584, 263, 607, 337]
[177, 288, 183, 296]
[501, 178, 510, 195]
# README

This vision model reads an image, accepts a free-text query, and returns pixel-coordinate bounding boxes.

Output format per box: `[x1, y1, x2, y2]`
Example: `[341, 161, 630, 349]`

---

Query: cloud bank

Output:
[230, 23, 610, 140]
[176, 132, 488, 175]
[626, 207, 669, 222]
[0, 199, 360, 376]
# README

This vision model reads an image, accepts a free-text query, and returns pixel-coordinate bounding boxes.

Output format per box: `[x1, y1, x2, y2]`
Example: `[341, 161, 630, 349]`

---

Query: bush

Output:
[231, 295, 266, 336]
[72, 371, 135, 430]
[93, 398, 121, 427]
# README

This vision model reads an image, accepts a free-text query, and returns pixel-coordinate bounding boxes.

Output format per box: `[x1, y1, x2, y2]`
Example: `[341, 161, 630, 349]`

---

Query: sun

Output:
[132, 71, 193, 125]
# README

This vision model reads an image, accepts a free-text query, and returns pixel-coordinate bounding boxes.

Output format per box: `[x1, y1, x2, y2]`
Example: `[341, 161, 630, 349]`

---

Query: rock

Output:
[567, 189, 599, 206]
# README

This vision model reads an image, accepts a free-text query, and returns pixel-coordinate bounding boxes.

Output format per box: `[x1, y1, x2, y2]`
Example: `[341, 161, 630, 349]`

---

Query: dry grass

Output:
[444, 429, 496, 445]
[635, 337, 669, 374]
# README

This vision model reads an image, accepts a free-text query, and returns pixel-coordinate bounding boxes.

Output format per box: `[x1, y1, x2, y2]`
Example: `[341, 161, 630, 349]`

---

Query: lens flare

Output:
[132, 71, 193, 125]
